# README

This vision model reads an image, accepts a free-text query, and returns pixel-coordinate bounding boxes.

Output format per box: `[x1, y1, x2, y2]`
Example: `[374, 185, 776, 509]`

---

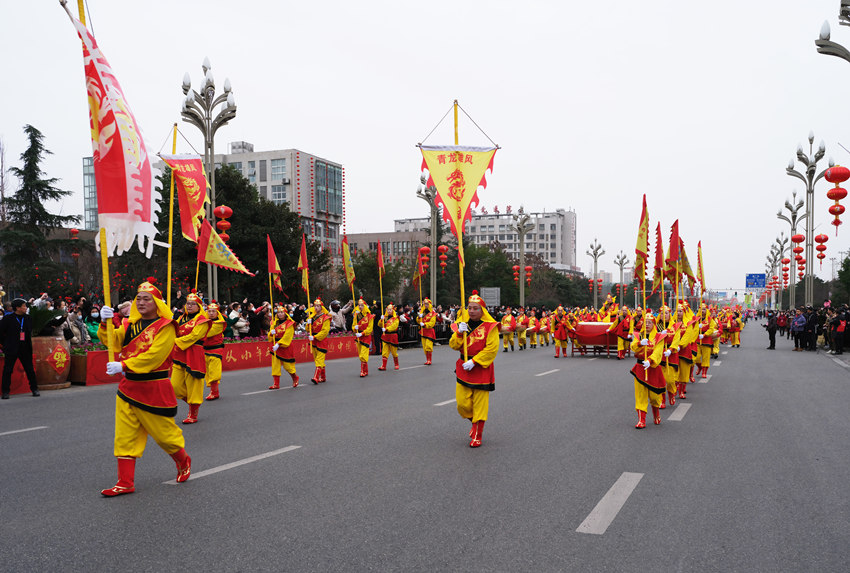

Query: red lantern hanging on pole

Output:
[438, 245, 449, 275]
[513, 264, 520, 283]
[214, 205, 233, 243]
[525, 265, 532, 285]
[814, 234, 828, 267]
[825, 165, 850, 235]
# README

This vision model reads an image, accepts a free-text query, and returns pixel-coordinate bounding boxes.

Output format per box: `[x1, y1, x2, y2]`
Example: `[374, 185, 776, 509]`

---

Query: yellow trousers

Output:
[422, 338, 434, 353]
[456, 383, 490, 422]
[518, 331, 527, 345]
[358, 342, 370, 363]
[617, 338, 628, 352]
[677, 361, 692, 383]
[205, 355, 222, 388]
[382, 343, 398, 359]
[697, 345, 712, 367]
[272, 355, 296, 376]
[113, 396, 184, 458]
[312, 347, 327, 367]
[554, 339, 569, 349]
[502, 333, 514, 348]
[713, 337, 720, 354]
[529, 332, 538, 346]
[634, 380, 663, 412]
[172, 364, 204, 405]
[731, 332, 740, 345]
[663, 363, 677, 394]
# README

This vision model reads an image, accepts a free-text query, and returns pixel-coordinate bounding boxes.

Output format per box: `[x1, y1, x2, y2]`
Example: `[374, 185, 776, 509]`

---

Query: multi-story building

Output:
[346, 230, 428, 265]
[394, 207, 578, 271]
[82, 157, 97, 231]
[214, 141, 344, 259]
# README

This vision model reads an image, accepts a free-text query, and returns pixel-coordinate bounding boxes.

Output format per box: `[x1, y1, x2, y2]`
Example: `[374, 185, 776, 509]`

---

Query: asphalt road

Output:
[2, 325, 849, 572]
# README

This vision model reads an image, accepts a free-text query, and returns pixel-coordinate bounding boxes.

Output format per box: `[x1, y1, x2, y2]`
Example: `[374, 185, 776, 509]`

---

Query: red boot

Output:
[378, 357, 387, 371]
[652, 405, 661, 425]
[311, 367, 320, 384]
[170, 448, 191, 483]
[617, 349, 625, 360]
[689, 367, 695, 383]
[290, 372, 299, 388]
[269, 375, 281, 390]
[678, 382, 687, 399]
[182, 403, 199, 424]
[393, 356, 399, 370]
[701, 367, 708, 379]
[659, 392, 667, 409]
[668, 390, 676, 406]
[469, 420, 484, 447]
[555, 346, 560, 358]
[319, 367, 326, 383]
[635, 410, 646, 429]
[101, 456, 136, 497]
[360, 362, 367, 377]
[425, 352, 432, 365]
[205, 382, 220, 400]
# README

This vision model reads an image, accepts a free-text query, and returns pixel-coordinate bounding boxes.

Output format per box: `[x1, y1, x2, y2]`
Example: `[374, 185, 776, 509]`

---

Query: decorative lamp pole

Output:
[180, 57, 237, 301]
[785, 130, 832, 307]
[512, 207, 534, 308]
[586, 239, 605, 309]
[776, 191, 806, 308]
[417, 176, 438, 306]
[614, 250, 629, 307]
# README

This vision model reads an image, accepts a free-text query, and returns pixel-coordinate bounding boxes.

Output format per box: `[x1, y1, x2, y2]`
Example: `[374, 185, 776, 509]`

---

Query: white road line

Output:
[535, 369, 560, 377]
[576, 472, 644, 535]
[434, 399, 456, 407]
[242, 388, 289, 395]
[721, 351, 728, 355]
[831, 357, 849, 368]
[667, 403, 691, 422]
[164, 445, 301, 484]
[714, 361, 722, 366]
[697, 375, 712, 384]
[0, 426, 48, 437]
[588, 358, 597, 361]
[400, 365, 426, 371]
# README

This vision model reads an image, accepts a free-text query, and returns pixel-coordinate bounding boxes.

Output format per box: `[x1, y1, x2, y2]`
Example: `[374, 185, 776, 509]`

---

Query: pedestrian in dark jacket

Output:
[764, 312, 777, 349]
[0, 299, 40, 398]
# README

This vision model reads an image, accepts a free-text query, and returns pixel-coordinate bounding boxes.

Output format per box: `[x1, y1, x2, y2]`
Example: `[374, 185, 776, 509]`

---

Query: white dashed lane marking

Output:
[576, 472, 644, 535]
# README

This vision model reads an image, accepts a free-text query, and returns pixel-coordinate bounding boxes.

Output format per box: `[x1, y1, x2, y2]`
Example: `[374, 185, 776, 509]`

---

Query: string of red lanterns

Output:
[825, 164, 849, 235]
[437, 245, 449, 274]
[214, 205, 232, 243]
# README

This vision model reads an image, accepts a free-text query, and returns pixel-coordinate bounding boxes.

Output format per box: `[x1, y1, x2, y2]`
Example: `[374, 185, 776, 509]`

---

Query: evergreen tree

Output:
[0, 125, 80, 294]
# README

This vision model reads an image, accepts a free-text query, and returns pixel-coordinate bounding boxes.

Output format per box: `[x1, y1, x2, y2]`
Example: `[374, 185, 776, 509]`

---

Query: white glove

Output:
[106, 361, 123, 376]
[355, 332, 362, 338]
[353, 325, 359, 331]
[273, 344, 280, 352]
[640, 338, 649, 346]
[100, 307, 114, 321]
[382, 327, 386, 333]
[642, 360, 650, 368]
[380, 315, 385, 320]
[699, 334, 704, 340]
[306, 318, 312, 325]
[663, 349, 671, 357]
[457, 322, 469, 333]
[308, 335, 314, 341]
[462, 359, 475, 371]
[660, 329, 668, 335]
[627, 334, 633, 340]
[419, 322, 425, 327]
[418, 312, 423, 317]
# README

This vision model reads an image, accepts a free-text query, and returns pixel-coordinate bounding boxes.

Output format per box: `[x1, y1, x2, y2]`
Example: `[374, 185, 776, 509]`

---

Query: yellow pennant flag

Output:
[198, 219, 254, 276]
[420, 146, 497, 252]
[342, 236, 356, 286]
[634, 194, 649, 280]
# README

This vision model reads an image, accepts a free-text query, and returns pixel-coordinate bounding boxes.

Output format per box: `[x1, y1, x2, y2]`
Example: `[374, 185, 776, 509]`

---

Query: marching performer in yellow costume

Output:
[171, 292, 211, 424]
[203, 302, 226, 401]
[418, 298, 437, 365]
[378, 303, 400, 371]
[450, 291, 499, 448]
[657, 306, 680, 409]
[629, 312, 666, 428]
[307, 298, 331, 384]
[516, 308, 529, 350]
[352, 298, 374, 377]
[695, 305, 716, 379]
[97, 278, 191, 496]
[607, 306, 633, 360]
[676, 303, 698, 397]
[527, 309, 539, 349]
[268, 304, 299, 389]
[551, 306, 570, 358]
[500, 306, 516, 352]
[538, 310, 551, 346]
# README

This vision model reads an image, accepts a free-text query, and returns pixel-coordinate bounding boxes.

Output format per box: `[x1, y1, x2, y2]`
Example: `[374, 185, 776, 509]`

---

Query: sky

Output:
[2, 0, 850, 292]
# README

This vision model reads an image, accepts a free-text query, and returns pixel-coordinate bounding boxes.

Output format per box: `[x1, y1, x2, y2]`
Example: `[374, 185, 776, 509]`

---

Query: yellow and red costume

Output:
[450, 291, 499, 448]
[675, 304, 699, 396]
[171, 293, 211, 424]
[419, 299, 437, 365]
[656, 308, 680, 408]
[353, 300, 374, 377]
[268, 306, 299, 389]
[607, 309, 633, 360]
[551, 306, 570, 357]
[516, 310, 529, 350]
[538, 311, 550, 346]
[97, 279, 191, 496]
[500, 308, 516, 352]
[379, 304, 400, 371]
[695, 308, 717, 379]
[629, 316, 666, 428]
[203, 303, 226, 401]
[727, 312, 742, 348]
[307, 299, 331, 383]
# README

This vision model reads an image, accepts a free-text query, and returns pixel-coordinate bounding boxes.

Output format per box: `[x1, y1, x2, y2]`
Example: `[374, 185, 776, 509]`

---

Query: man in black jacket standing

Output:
[764, 311, 778, 349]
[0, 299, 40, 399]
[804, 306, 818, 351]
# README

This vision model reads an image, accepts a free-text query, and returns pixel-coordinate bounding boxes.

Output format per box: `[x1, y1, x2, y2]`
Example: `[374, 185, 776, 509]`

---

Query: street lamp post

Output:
[614, 250, 629, 307]
[774, 234, 789, 310]
[180, 57, 237, 302]
[785, 132, 831, 308]
[586, 239, 605, 309]
[417, 177, 438, 307]
[776, 191, 806, 309]
[512, 208, 534, 308]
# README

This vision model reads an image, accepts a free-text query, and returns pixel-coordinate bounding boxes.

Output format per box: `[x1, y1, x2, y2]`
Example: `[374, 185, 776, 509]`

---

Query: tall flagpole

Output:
[269, 273, 273, 309]
[100, 229, 114, 362]
[454, 99, 468, 361]
[166, 123, 177, 308]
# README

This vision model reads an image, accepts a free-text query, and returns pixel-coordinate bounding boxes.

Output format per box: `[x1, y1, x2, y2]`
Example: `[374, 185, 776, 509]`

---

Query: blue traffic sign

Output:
[745, 273, 766, 288]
